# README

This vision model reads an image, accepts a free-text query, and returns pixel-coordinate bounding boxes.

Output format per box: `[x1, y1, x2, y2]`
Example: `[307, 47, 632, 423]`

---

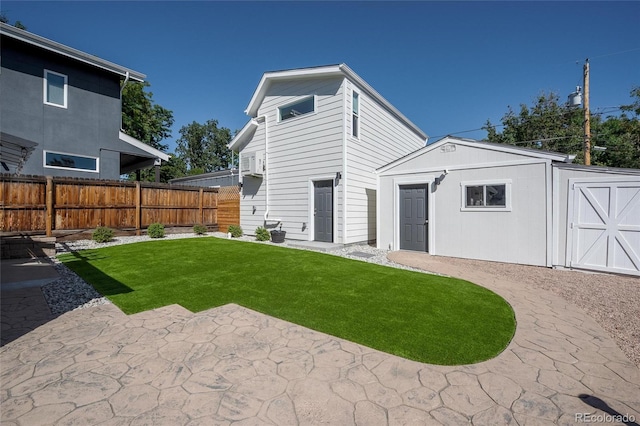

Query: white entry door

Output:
[568, 179, 640, 276]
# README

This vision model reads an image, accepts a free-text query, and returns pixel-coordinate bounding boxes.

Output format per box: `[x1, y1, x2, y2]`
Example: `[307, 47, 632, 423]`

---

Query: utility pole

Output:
[583, 58, 591, 165]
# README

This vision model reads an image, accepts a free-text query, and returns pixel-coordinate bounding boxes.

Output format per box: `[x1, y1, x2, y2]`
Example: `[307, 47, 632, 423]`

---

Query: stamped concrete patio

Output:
[1, 251, 639, 425]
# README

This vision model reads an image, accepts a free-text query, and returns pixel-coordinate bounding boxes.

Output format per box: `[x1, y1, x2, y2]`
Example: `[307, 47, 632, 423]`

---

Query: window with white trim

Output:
[461, 180, 512, 211]
[278, 96, 314, 121]
[352, 91, 360, 138]
[44, 151, 98, 172]
[44, 70, 68, 108]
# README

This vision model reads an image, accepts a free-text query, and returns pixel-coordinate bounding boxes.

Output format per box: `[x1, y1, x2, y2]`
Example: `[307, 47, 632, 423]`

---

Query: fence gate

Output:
[567, 178, 640, 276]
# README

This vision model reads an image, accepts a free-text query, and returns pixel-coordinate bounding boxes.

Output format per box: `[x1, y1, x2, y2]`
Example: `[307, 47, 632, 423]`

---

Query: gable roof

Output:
[0, 22, 145, 81]
[243, 63, 427, 140]
[377, 136, 574, 173]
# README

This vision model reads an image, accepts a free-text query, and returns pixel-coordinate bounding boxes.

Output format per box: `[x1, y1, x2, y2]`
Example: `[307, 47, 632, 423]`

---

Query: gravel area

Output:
[48, 232, 639, 367]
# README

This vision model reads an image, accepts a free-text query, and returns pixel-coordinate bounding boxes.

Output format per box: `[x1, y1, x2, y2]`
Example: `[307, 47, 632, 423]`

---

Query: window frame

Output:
[460, 179, 512, 212]
[43, 69, 68, 108]
[43, 150, 99, 173]
[277, 95, 316, 122]
[351, 91, 360, 139]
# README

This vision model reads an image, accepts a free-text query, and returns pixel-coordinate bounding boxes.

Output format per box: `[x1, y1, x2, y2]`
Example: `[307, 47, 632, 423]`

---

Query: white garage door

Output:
[568, 178, 640, 276]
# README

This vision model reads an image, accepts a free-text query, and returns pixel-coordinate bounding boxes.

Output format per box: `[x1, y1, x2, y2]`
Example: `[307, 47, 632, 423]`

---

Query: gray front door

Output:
[399, 185, 428, 251]
[314, 180, 333, 242]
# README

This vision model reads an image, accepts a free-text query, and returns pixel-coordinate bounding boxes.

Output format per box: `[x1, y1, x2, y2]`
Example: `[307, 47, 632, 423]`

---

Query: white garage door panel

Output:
[569, 180, 640, 276]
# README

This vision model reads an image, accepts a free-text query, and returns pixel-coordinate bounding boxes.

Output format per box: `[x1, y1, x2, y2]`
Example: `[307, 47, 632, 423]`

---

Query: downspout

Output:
[342, 78, 348, 244]
[255, 115, 270, 222]
[119, 71, 130, 130]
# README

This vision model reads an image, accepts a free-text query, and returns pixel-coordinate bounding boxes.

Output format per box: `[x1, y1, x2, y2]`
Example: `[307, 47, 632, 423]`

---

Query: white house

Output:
[228, 64, 427, 244]
[377, 136, 640, 277]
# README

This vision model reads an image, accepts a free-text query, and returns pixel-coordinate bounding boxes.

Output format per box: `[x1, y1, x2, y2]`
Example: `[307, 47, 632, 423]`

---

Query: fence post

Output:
[45, 177, 54, 237]
[199, 188, 204, 225]
[135, 182, 141, 236]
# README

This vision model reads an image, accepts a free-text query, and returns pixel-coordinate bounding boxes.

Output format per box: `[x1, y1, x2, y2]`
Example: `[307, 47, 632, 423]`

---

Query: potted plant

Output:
[270, 224, 286, 243]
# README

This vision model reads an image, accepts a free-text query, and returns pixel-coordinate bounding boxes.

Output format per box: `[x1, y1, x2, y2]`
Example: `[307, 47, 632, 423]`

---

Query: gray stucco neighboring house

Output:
[0, 23, 168, 179]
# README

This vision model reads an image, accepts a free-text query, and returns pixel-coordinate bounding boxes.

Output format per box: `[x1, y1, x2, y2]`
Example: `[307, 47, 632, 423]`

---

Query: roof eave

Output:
[119, 131, 169, 161]
[377, 136, 573, 174]
[228, 120, 259, 152]
[0, 23, 145, 81]
[244, 63, 427, 141]
[338, 64, 428, 140]
[245, 65, 343, 117]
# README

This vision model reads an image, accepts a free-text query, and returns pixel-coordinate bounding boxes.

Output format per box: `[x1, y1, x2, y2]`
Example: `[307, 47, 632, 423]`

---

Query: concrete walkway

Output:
[1, 253, 639, 425]
[1, 258, 59, 346]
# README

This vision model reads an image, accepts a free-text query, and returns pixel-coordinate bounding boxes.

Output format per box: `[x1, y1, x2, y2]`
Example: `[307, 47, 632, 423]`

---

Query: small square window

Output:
[465, 184, 506, 207]
[44, 70, 67, 108]
[462, 182, 510, 211]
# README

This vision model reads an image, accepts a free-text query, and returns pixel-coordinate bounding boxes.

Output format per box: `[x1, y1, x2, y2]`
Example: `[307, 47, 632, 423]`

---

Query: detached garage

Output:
[377, 136, 640, 276]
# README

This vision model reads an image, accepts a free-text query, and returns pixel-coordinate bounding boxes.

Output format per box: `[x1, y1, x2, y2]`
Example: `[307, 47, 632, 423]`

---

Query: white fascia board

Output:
[376, 140, 442, 174]
[338, 64, 428, 141]
[244, 63, 429, 142]
[0, 23, 145, 81]
[377, 136, 572, 174]
[119, 131, 169, 161]
[228, 120, 259, 152]
[245, 65, 343, 117]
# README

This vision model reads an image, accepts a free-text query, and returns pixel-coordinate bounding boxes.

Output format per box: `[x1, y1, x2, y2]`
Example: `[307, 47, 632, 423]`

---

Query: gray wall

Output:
[170, 172, 239, 188]
[0, 36, 123, 179]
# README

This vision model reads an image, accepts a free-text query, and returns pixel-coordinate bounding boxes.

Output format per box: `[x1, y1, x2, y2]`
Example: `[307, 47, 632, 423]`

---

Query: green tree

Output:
[592, 87, 640, 169]
[175, 120, 234, 173]
[484, 88, 640, 168]
[0, 12, 26, 29]
[483, 92, 585, 160]
[121, 81, 174, 182]
[121, 81, 174, 152]
[159, 154, 188, 183]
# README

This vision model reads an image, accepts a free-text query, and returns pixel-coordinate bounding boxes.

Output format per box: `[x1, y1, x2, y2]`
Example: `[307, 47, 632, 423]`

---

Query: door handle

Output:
[424, 220, 429, 224]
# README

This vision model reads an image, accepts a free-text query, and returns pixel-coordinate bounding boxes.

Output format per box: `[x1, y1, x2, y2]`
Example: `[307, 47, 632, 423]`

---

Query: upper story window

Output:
[44, 69, 68, 108]
[461, 180, 512, 211]
[352, 92, 360, 138]
[278, 96, 314, 121]
[44, 151, 98, 173]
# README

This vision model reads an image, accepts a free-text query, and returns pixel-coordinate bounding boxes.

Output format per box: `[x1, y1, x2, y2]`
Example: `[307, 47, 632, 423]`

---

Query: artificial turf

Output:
[59, 237, 516, 365]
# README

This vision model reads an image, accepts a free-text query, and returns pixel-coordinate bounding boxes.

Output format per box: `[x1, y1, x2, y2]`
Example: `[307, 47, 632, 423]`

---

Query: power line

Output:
[585, 47, 640, 62]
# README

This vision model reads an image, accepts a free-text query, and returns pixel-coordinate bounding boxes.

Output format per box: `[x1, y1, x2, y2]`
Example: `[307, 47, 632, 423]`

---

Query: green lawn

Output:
[59, 237, 516, 365]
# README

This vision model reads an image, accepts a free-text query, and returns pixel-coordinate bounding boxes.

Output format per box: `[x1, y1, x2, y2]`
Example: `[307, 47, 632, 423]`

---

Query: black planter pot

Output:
[270, 230, 286, 243]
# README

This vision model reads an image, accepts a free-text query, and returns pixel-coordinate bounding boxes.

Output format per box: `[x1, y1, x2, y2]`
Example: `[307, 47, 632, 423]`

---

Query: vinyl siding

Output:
[378, 144, 553, 266]
[252, 77, 345, 241]
[433, 163, 548, 266]
[344, 80, 425, 244]
[239, 125, 266, 234]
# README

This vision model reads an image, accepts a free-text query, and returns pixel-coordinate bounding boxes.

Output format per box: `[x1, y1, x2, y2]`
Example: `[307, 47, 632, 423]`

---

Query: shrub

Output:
[92, 226, 115, 243]
[255, 226, 270, 241]
[147, 223, 165, 239]
[193, 224, 208, 235]
[228, 224, 243, 238]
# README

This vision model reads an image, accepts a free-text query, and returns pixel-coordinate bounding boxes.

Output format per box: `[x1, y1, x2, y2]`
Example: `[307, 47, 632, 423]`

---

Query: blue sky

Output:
[4, 1, 639, 153]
